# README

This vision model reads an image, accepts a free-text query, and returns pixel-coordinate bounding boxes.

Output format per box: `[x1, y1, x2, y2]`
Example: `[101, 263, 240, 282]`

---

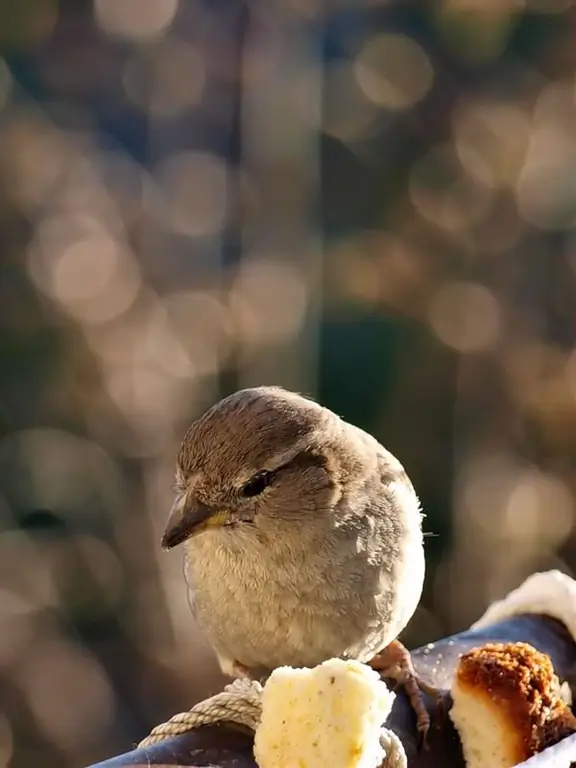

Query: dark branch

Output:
[87, 614, 576, 767]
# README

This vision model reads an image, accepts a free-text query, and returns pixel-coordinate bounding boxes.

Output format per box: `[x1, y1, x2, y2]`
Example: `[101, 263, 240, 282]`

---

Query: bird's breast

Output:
[183, 524, 421, 672]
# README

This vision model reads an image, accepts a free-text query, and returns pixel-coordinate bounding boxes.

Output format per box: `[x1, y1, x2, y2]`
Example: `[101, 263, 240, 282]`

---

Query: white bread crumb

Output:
[253, 658, 395, 768]
[450, 674, 527, 768]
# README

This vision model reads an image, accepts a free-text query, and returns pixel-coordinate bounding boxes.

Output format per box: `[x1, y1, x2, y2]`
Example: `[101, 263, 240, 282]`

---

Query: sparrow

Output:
[162, 386, 436, 741]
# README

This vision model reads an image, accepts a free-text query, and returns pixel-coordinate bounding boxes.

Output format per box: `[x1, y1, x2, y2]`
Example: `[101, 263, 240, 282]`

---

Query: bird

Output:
[161, 386, 437, 741]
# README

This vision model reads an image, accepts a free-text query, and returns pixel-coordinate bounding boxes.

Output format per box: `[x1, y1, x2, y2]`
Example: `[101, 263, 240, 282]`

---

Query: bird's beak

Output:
[161, 494, 229, 549]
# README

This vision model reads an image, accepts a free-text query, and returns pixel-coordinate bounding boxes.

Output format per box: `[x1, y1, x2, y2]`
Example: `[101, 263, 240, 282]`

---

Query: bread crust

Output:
[455, 642, 576, 761]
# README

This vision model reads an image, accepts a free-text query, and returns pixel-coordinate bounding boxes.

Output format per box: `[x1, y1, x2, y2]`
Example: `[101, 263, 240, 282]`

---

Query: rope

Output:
[379, 729, 408, 768]
[138, 676, 407, 767]
[138, 678, 262, 747]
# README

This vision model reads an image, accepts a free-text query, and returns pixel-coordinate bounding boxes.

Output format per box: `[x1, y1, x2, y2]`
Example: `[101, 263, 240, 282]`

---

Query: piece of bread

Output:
[253, 658, 395, 768]
[449, 642, 576, 768]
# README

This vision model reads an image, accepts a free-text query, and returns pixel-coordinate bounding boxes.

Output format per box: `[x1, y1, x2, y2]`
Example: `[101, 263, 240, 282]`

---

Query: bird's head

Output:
[161, 387, 354, 549]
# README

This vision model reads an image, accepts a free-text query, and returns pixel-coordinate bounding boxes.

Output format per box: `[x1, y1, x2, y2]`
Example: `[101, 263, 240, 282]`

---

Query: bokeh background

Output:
[1, 0, 576, 765]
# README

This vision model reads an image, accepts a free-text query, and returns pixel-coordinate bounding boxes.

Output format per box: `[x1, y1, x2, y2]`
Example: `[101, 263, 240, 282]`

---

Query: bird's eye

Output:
[241, 470, 274, 498]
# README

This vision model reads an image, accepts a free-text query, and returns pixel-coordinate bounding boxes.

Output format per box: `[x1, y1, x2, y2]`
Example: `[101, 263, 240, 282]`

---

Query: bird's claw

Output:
[369, 639, 442, 750]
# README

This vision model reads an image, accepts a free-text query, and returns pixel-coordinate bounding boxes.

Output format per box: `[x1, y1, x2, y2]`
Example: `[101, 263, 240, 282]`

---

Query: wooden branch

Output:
[87, 614, 576, 768]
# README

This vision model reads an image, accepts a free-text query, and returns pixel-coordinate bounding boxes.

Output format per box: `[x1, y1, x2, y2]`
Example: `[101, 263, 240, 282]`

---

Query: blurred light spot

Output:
[454, 100, 530, 189]
[94, 0, 178, 41]
[83, 313, 146, 367]
[518, 159, 576, 230]
[52, 156, 125, 224]
[459, 197, 525, 255]
[0, 712, 13, 767]
[141, 313, 195, 380]
[458, 453, 523, 533]
[19, 637, 116, 752]
[410, 145, 492, 232]
[323, 62, 380, 143]
[0, 118, 70, 211]
[375, 237, 430, 313]
[95, 149, 147, 228]
[155, 151, 228, 237]
[428, 281, 501, 353]
[123, 40, 205, 116]
[454, 452, 575, 624]
[128, 292, 229, 383]
[52, 238, 138, 324]
[159, 291, 232, 376]
[93, 298, 190, 429]
[28, 215, 141, 325]
[354, 34, 433, 110]
[516, 82, 576, 231]
[230, 258, 308, 346]
[105, 364, 180, 427]
[504, 471, 573, 546]
[330, 234, 430, 317]
[330, 239, 383, 305]
[504, 345, 576, 449]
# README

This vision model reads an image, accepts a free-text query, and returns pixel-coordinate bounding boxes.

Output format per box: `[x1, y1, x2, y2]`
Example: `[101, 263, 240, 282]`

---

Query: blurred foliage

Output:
[1, 0, 576, 765]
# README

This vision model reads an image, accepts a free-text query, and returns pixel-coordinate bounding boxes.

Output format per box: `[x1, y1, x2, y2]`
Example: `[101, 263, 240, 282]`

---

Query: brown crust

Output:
[456, 642, 576, 757]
